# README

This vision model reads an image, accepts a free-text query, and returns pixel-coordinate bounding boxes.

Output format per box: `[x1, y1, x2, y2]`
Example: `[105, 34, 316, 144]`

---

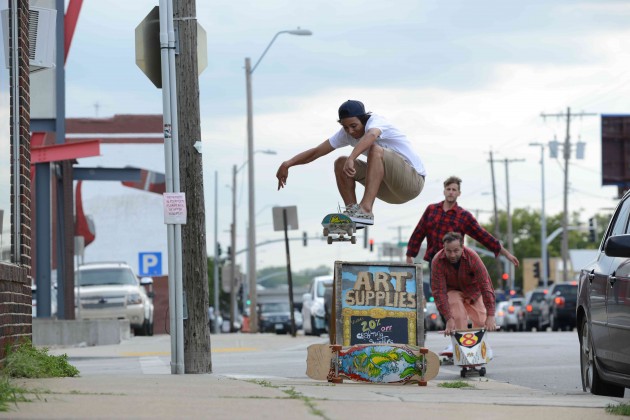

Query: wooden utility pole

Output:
[174, 0, 211, 373]
[541, 108, 596, 283]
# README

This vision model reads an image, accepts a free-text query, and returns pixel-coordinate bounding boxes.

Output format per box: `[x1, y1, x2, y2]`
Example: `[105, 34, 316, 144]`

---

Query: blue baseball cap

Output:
[338, 100, 366, 119]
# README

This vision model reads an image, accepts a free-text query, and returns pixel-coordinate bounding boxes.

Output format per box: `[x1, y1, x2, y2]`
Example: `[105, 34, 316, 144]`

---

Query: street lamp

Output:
[529, 142, 548, 288]
[229, 150, 276, 331]
[245, 28, 312, 333]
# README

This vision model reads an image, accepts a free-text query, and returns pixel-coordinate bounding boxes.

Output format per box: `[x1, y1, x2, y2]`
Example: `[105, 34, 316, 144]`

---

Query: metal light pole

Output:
[245, 28, 312, 333]
[530, 143, 548, 288]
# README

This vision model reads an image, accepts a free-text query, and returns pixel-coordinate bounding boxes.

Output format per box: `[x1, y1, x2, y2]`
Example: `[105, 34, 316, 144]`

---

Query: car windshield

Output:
[554, 284, 577, 297]
[531, 292, 545, 303]
[316, 280, 331, 297]
[262, 302, 290, 313]
[76, 268, 138, 286]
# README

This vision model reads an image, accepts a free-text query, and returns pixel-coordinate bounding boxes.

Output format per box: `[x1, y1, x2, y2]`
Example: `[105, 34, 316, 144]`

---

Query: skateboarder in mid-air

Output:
[275, 100, 427, 225]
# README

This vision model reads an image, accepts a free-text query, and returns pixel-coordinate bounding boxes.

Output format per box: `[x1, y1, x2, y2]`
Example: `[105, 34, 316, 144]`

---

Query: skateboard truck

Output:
[328, 345, 343, 384]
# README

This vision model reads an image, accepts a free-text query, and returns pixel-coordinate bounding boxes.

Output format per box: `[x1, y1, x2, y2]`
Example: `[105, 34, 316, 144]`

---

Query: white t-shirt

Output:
[328, 114, 426, 176]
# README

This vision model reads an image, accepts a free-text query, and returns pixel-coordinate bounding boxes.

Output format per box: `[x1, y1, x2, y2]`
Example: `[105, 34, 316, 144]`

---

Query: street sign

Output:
[272, 206, 298, 231]
[139, 252, 162, 276]
[135, 6, 208, 88]
[221, 263, 242, 293]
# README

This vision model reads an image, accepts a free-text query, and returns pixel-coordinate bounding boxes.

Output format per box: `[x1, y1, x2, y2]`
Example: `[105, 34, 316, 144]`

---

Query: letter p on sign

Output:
[139, 252, 162, 276]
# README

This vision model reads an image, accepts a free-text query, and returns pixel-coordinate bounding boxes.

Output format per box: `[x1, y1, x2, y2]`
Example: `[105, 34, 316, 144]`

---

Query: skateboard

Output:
[306, 343, 440, 385]
[450, 328, 491, 378]
[321, 213, 365, 244]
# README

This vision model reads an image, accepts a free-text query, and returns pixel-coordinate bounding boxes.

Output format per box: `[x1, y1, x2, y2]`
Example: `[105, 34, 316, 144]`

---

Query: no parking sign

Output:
[139, 252, 162, 276]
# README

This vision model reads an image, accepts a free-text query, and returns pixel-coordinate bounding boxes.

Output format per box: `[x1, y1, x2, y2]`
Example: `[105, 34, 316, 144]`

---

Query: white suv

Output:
[75, 262, 154, 336]
[302, 275, 333, 336]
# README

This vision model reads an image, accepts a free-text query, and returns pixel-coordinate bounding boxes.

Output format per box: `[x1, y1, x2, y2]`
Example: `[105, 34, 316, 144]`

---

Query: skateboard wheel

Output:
[331, 345, 342, 351]
[419, 347, 429, 354]
[351, 236, 356, 244]
[418, 380, 428, 386]
[460, 368, 467, 378]
[323, 228, 329, 236]
[327, 236, 333, 245]
[480, 367, 486, 377]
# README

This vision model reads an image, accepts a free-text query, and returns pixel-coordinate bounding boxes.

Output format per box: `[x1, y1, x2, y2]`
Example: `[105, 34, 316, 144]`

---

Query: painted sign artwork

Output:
[336, 344, 425, 383]
[451, 329, 490, 366]
[335, 262, 422, 346]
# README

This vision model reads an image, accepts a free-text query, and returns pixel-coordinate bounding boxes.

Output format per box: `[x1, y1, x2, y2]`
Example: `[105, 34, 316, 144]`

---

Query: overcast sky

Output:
[3, 0, 630, 273]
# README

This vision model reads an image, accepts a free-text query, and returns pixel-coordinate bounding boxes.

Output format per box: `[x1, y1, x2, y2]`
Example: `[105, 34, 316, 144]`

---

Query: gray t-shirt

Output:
[328, 114, 426, 176]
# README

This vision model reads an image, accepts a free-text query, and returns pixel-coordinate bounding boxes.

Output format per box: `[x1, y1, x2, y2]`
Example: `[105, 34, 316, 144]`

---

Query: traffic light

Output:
[588, 217, 597, 242]
[501, 273, 509, 282]
[227, 246, 232, 257]
[303, 231, 308, 246]
[369, 238, 374, 252]
[216, 242, 222, 257]
[533, 261, 540, 279]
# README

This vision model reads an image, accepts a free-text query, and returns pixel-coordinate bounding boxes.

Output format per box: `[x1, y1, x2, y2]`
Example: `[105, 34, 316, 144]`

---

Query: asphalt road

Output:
[60, 329, 628, 398]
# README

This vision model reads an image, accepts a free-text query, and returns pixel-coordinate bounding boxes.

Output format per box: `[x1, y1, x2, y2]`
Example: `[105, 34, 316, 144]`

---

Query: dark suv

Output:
[539, 282, 577, 331]
[521, 288, 547, 331]
[577, 192, 630, 397]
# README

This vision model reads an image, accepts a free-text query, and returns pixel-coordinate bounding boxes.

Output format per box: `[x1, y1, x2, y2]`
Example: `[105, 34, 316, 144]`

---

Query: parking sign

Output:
[139, 252, 162, 276]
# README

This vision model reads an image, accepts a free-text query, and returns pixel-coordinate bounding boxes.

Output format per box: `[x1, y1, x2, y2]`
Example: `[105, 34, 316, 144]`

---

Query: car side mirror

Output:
[140, 277, 154, 298]
[604, 234, 630, 258]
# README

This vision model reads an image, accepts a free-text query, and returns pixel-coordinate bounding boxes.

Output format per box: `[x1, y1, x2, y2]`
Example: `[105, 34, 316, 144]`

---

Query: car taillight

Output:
[554, 296, 565, 307]
[497, 310, 505, 317]
[430, 313, 437, 320]
[526, 304, 533, 313]
[508, 305, 515, 314]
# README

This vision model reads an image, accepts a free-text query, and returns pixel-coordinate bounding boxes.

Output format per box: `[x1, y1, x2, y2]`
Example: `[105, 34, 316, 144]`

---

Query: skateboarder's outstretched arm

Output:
[276, 140, 335, 190]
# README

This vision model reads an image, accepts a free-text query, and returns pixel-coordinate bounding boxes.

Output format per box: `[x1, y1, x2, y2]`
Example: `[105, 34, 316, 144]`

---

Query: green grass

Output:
[0, 340, 80, 411]
[3, 342, 79, 378]
[606, 403, 630, 416]
[438, 380, 473, 389]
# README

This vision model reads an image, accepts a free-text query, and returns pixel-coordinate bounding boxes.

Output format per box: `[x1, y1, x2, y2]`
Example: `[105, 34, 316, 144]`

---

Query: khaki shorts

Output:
[354, 148, 424, 204]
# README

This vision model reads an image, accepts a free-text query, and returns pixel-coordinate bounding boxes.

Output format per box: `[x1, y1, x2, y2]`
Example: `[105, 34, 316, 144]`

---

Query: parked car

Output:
[540, 282, 577, 331]
[258, 302, 302, 334]
[577, 193, 630, 396]
[302, 275, 333, 336]
[495, 298, 523, 331]
[75, 262, 154, 336]
[520, 288, 548, 331]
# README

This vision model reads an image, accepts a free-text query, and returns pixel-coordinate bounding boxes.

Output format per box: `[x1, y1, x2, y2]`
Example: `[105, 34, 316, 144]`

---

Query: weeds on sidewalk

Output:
[438, 380, 473, 389]
[606, 403, 630, 416]
[0, 340, 79, 412]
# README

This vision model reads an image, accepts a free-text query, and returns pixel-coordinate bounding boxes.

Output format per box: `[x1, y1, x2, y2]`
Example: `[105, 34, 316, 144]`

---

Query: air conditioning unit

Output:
[1, 6, 56, 73]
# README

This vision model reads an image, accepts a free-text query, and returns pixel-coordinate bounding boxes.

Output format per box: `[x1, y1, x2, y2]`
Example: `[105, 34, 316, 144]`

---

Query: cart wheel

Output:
[331, 345, 342, 352]
[327, 236, 333, 245]
[460, 368, 467, 378]
[351, 236, 356, 244]
[418, 380, 428, 386]
[323, 228, 329, 236]
[479, 367, 486, 377]
[330, 377, 343, 384]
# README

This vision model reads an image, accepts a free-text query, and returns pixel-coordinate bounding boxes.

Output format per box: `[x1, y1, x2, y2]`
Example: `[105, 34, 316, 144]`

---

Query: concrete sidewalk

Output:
[1, 334, 627, 419]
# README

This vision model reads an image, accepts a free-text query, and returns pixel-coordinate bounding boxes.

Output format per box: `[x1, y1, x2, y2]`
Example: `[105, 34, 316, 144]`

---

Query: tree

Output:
[175, 0, 211, 373]
[478, 208, 607, 290]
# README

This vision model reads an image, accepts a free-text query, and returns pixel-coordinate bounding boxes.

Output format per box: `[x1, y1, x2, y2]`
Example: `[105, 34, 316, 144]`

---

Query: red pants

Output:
[448, 290, 487, 329]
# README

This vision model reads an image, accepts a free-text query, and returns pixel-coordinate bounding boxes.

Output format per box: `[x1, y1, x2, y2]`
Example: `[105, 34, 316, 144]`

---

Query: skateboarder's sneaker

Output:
[343, 204, 374, 225]
[439, 343, 453, 356]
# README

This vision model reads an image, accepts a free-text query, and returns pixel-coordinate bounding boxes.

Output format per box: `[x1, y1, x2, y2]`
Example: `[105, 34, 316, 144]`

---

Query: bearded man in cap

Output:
[276, 100, 426, 224]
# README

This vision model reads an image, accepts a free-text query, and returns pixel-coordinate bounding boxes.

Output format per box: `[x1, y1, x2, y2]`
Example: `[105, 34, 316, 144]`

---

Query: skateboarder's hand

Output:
[276, 163, 289, 190]
[484, 315, 497, 331]
[444, 318, 456, 336]
[342, 158, 356, 178]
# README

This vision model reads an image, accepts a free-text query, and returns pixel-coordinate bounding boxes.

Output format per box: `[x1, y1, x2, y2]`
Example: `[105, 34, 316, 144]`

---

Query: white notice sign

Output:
[163, 193, 187, 224]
